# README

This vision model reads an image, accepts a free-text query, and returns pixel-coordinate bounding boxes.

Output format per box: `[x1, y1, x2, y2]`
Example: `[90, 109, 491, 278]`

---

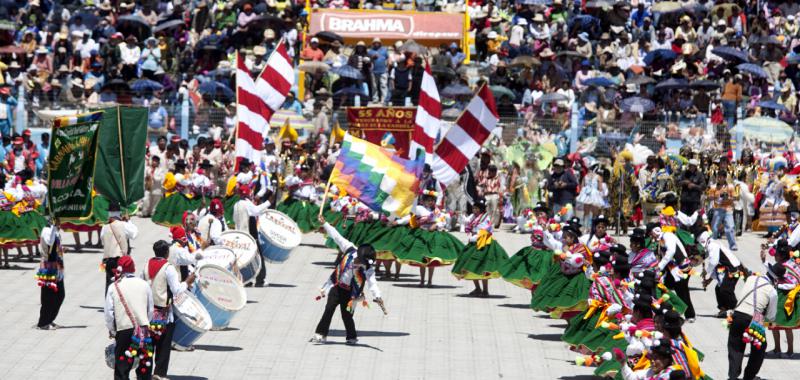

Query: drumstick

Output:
[375, 299, 388, 315]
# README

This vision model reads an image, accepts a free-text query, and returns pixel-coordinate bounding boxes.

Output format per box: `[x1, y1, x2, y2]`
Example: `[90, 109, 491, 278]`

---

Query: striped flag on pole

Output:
[235, 39, 294, 170]
[431, 84, 499, 185]
[408, 63, 441, 164]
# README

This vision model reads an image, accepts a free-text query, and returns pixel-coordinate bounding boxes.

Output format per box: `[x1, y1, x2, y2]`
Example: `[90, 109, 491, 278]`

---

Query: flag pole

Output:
[318, 174, 333, 218]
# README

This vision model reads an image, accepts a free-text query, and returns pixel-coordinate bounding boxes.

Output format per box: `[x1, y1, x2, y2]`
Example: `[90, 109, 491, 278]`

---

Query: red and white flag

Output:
[235, 39, 294, 170]
[431, 84, 499, 185]
[408, 63, 441, 164]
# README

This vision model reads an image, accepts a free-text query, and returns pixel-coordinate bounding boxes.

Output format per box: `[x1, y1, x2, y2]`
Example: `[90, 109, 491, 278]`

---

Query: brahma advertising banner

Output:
[309, 9, 464, 44]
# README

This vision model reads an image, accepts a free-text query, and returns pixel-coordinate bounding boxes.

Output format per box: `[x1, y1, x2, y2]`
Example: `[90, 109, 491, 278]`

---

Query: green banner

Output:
[92, 106, 148, 210]
[47, 111, 103, 219]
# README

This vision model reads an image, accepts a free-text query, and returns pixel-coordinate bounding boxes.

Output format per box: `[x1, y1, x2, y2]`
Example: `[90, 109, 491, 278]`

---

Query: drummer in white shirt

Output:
[197, 198, 227, 247]
[233, 185, 272, 287]
[143, 240, 197, 368]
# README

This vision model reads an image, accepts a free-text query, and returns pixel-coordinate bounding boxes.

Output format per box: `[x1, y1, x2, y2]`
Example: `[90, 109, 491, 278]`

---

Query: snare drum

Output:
[194, 264, 247, 330]
[220, 230, 262, 285]
[172, 291, 212, 350]
[257, 210, 301, 263]
[197, 246, 237, 275]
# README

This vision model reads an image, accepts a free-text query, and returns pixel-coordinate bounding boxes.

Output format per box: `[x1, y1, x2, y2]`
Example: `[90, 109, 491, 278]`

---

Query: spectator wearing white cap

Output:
[301, 37, 324, 61]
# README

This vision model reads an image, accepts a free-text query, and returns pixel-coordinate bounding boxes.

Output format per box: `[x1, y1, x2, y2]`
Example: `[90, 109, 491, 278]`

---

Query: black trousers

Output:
[728, 311, 766, 380]
[680, 201, 700, 216]
[104, 257, 119, 294]
[249, 216, 267, 286]
[734, 209, 744, 236]
[664, 274, 695, 319]
[315, 286, 357, 340]
[153, 322, 175, 377]
[37, 280, 64, 327]
[115, 328, 152, 380]
[715, 275, 739, 311]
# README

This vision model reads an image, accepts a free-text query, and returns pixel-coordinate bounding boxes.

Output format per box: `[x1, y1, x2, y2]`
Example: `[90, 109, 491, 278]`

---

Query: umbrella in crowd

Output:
[198, 80, 234, 100]
[739, 116, 794, 143]
[490, 85, 516, 100]
[101, 78, 132, 94]
[650, 1, 684, 13]
[583, 77, 616, 88]
[131, 79, 164, 94]
[333, 86, 368, 97]
[711, 46, 749, 63]
[689, 80, 720, 91]
[539, 93, 568, 104]
[510, 56, 541, 67]
[643, 49, 678, 66]
[441, 83, 474, 98]
[153, 19, 186, 33]
[332, 65, 363, 80]
[627, 75, 656, 85]
[245, 15, 285, 30]
[654, 78, 689, 91]
[315, 31, 344, 43]
[737, 63, 768, 78]
[269, 109, 313, 129]
[298, 61, 331, 75]
[620, 97, 655, 113]
[400, 40, 426, 55]
[116, 15, 152, 39]
[758, 100, 788, 112]
[69, 12, 100, 29]
[431, 65, 457, 78]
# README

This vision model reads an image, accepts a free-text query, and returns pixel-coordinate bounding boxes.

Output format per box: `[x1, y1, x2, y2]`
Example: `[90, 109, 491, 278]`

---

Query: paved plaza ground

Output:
[1, 217, 799, 379]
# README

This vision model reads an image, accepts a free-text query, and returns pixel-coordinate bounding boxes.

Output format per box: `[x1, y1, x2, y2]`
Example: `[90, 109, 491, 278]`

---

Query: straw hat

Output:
[539, 48, 555, 58]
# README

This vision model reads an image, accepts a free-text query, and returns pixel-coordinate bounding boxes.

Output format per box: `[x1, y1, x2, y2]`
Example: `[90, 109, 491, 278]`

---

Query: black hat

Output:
[768, 263, 786, 282]
[563, 223, 581, 237]
[108, 201, 121, 212]
[199, 159, 213, 169]
[239, 158, 252, 168]
[533, 201, 549, 214]
[174, 159, 187, 171]
[610, 244, 627, 256]
[568, 216, 582, 228]
[300, 163, 311, 171]
[593, 249, 612, 266]
[612, 254, 631, 272]
[660, 192, 678, 207]
[650, 339, 674, 359]
[632, 292, 653, 309]
[593, 214, 610, 226]
[473, 197, 487, 211]
[662, 310, 684, 329]
[645, 222, 660, 236]
[630, 228, 647, 244]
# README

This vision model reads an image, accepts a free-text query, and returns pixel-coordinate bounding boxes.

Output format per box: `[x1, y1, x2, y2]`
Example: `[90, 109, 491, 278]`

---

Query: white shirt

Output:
[141, 264, 187, 323]
[198, 214, 225, 245]
[232, 198, 271, 230]
[120, 43, 141, 65]
[735, 275, 778, 321]
[169, 244, 198, 267]
[656, 232, 687, 272]
[100, 219, 139, 240]
[104, 274, 154, 335]
[703, 239, 742, 281]
[320, 223, 381, 299]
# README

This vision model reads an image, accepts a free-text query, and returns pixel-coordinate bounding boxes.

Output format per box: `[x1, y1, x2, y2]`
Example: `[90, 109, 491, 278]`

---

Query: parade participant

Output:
[758, 159, 789, 235]
[36, 222, 64, 330]
[500, 214, 555, 290]
[477, 164, 503, 229]
[593, 291, 658, 378]
[0, 185, 28, 266]
[192, 159, 216, 201]
[197, 198, 226, 246]
[167, 226, 199, 282]
[104, 255, 154, 380]
[152, 160, 201, 227]
[394, 191, 463, 287]
[650, 225, 696, 322]
[699, 231, 742, 318]
[451, 198, 509, 297]
[311, 216, 384, 345]
[560, 248, 615, 352]
[628, 228, 657, 274]
[143, 240, 196, 377]
[760, 241, 800, 358]
[708, 170, 738, 250]
[222, 158, 255, 228]
[530, 221, 591, 318]
[580, 215, 616, 252]
[233, 184, 271, 287]
[613, 340, 684, 380]
[278, 163, 321, 233]
[61, 190, 112, 251]
[576, 164, 608, 229]
[659, 310, 706, 379]
[658, 193, 699, 249]
[7, 168, 47, 261]
[728, 270, 780, 380]
[181, 211, 203, 259]
[141, 156, 166, 218]
[101, 203, 139, 292]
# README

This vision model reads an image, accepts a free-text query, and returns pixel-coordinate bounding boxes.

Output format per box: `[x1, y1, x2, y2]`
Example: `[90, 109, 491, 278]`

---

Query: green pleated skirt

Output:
[152, 194, 201, 227]
[771, 289, 800, 329]
[277, 198, 321, 233]
[499, 247, 555, 289]
[530, 263, 590, 315]
[451, 240, 509, 280]
[395, 228, 463, 267]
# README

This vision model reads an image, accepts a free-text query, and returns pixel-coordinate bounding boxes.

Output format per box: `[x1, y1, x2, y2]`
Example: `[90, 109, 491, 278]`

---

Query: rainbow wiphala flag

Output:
[330, 133, 423, 217]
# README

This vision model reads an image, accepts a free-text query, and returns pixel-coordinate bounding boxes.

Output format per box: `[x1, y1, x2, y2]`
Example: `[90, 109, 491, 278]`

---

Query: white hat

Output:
[516, 18, 528, 26]
[717, 19, 726, 26]
[71, 30, 84, 38]
[310, 37, 319, 43]
[253, 45, 267, 56]
[532, 14, 545, 23]
[487, 31, 498, 39]
[688, 158, 699, 166]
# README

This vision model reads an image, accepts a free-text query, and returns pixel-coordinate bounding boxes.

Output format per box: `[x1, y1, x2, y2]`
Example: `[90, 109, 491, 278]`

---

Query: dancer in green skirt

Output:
[395, 192, 463, 287]
[277, 164, 322, 233]
[763, 241, 800, 358]
[530, 222, 591, 318]
[152, 160, 201, 227]
[451, 198, 509, 297]
[501, 202, 556, 290]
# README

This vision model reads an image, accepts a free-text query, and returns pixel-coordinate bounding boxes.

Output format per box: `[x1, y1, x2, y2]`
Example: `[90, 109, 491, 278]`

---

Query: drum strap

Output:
[114, 277, 147, 335]
[109, 222, 128, 257]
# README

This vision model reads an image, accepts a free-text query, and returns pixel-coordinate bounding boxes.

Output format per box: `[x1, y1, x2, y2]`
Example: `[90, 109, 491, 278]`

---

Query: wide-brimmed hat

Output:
[539, 48, 555, 58]
[532, 14, 545, 23]
[533, 201, 549, 213]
